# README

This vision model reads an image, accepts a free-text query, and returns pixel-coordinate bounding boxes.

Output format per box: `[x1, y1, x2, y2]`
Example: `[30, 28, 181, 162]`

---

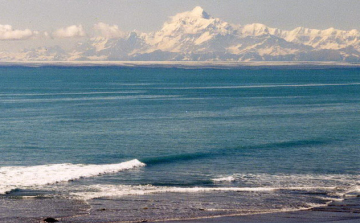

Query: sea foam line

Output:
[212, 173, 360, 187]
[69, 184, 338, 200]
[0, 159, 145, 194]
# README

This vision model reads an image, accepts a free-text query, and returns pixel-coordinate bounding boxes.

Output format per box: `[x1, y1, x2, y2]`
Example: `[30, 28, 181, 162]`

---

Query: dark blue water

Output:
[1, 67, 359, 219]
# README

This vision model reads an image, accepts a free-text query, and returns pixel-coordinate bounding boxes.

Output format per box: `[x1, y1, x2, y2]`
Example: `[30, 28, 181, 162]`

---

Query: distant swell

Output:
[141, 139, 329, 165]
[141, 152, 211, 165]
[0, 159, 145, 194]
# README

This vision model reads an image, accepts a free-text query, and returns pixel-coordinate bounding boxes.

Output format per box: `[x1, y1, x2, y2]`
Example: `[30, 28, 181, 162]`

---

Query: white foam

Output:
[210, 173, 360, 200]
[64, 172, 360, 200]
[212, 176, 236, 182]
[0, 159, 145, 194]
[68, 184, 340, 200]
[228, 173, 360, 189]
[69, 184, 279, 200]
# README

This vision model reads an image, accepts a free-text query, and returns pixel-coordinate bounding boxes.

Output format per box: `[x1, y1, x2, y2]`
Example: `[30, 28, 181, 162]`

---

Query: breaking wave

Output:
[212, 176, 236, 182]
[0, 159, 145, 194]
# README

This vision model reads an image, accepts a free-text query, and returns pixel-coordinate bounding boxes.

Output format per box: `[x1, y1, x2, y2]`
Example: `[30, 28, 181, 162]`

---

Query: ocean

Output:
[0, 66, 359, 222]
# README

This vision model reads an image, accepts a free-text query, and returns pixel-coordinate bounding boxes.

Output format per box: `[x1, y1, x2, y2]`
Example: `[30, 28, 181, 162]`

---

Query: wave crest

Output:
[0, 159, 145, 194]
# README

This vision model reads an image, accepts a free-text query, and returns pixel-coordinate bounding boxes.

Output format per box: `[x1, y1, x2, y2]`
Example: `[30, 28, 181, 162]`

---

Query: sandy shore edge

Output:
[155, 196, 360, 223]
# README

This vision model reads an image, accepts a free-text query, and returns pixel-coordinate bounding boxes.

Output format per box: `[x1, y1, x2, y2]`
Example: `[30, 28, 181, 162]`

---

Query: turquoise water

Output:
[0, 67, 359, 220]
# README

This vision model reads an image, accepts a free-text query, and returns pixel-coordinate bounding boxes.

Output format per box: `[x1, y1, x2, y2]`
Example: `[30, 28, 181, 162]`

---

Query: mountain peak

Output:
[171, 6, 211, 21]
[191, 6, 204, 14]
[190, 6, 210, 19]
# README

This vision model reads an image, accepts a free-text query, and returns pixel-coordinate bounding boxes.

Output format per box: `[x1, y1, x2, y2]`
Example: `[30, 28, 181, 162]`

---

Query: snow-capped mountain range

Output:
[3, 6, 360, 62]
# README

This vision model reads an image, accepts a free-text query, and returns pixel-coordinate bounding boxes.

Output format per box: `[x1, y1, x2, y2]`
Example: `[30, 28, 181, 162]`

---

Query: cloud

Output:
[0, 24, 34, 40]
[93, 22, 125, 38]
[52, 25, 86, 38]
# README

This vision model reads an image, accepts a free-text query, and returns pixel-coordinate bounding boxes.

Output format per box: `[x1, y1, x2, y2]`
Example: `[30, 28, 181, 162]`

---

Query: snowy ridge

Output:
[3, 6, 360, 62]
[145, 6, 235, 53]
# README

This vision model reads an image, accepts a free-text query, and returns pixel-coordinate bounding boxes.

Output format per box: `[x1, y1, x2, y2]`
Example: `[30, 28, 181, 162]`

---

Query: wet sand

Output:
[160, 211, 360, 223]
[159, 196, 360, 223]
[1, 194, 359, 223]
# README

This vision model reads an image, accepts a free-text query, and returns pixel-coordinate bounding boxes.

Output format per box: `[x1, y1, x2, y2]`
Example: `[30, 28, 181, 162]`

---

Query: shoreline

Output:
[157, 210, 360, 223]
[156, 196, 360, 223]
[1, 196, 359, 223]
[35, 193, 360, 223]
[1, 61, 360, 69]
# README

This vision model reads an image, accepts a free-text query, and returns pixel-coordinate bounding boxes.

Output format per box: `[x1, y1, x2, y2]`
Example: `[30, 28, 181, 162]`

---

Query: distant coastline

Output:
[1, 61, 360, 69]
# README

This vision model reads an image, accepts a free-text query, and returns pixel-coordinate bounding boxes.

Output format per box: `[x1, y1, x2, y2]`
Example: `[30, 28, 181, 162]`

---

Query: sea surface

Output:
[0, 66, 359, 222]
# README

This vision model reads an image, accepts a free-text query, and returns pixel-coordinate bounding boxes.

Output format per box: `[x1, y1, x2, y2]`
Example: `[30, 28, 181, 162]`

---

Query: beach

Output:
[0, 193, 359, 223]
[161, 199, 360, 223]
[161, 196, 360, 223]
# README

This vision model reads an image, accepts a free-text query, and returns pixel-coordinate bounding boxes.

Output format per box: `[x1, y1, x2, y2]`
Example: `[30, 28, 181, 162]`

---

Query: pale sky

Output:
[1, 0, 359, 51]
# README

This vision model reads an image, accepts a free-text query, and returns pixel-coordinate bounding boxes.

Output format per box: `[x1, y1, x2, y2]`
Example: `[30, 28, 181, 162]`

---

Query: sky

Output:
[1, 0, 360, 51]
